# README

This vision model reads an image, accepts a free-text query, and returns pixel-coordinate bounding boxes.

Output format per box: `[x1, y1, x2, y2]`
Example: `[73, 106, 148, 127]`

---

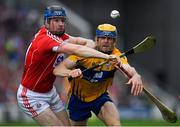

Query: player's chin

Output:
[57, 28, 64, 31]
[101, 48, 113, 54]
[53, 30, 64, 36]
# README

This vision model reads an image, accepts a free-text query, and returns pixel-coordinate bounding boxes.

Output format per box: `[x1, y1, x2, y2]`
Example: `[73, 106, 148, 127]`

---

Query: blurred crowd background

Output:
[0, 0, 180, 124]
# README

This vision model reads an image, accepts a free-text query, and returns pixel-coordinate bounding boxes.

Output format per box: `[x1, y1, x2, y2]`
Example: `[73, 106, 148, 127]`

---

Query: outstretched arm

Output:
[116, 63, 143, 96]
[53, 58, 82, 78]
[68, 36, 96, 48]
[55, 42, 118, 60]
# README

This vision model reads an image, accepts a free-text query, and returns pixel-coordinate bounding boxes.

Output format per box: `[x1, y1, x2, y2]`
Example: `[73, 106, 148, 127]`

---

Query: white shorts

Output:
[17, 84, 65, 118]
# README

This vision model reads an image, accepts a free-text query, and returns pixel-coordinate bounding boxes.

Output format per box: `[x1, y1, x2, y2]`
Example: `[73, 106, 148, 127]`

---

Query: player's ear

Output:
[44, 19, 50, 29]
[95, 37, 98, 42]
[95, 37, 98, 45]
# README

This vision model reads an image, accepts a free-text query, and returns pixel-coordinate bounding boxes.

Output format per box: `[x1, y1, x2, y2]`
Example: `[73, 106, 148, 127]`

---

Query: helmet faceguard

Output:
[44, 5, 67, 22]
[96, 24, 117, 38]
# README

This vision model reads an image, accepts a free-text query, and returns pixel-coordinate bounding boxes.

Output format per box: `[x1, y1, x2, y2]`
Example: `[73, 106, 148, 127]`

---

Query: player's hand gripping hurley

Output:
[81, 36, 156, 73]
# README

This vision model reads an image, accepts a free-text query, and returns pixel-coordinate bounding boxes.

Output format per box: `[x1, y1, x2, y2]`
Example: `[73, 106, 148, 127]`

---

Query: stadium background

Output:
[0, 0, 179, 126]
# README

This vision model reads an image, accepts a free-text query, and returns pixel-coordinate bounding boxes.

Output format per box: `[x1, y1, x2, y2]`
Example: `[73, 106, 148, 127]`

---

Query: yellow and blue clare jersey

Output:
[68, 48, 128, 102]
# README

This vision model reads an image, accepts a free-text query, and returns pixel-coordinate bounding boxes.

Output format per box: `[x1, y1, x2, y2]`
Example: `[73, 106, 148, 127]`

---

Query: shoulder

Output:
[112, 47, 121, 55]
[40, 26, 64, 45]
[47, 32, 63, 44]
[113, 47, 128, 64]
[61, 33, 70, 40]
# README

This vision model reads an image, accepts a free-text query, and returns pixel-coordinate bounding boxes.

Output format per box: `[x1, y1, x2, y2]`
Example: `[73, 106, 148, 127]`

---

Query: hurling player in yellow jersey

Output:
[54, 24, 143, 126]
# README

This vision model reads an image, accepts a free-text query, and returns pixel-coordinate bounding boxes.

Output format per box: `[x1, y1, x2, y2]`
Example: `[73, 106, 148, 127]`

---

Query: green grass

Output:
[88, 118, 180, 126]
[0, 118, 179, 126]
[0, 121, 38, 126]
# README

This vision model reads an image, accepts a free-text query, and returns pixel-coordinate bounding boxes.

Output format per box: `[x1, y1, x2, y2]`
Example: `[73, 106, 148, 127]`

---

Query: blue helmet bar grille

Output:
[44, 6, 66, 20]
[96, 29, 117, 38]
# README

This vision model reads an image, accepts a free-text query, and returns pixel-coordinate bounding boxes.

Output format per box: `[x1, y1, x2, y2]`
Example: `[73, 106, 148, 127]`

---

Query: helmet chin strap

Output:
[96, 48, 113, 54]
[101, 50, 113, 55]
[96, 47, 113, 54]
[53, 30, 65, 36]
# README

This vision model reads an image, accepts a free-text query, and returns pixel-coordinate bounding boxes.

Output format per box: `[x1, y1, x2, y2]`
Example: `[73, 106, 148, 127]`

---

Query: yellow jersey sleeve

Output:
[68, 55, 83, 62]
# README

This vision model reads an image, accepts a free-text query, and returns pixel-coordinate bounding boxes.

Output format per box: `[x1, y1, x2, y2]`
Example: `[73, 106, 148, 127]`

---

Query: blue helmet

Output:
[96, 24, 117, 38]
[44, 5, 67, 21]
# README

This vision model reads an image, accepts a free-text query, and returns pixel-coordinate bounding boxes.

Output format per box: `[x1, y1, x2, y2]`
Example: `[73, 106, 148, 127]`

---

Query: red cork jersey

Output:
[21, 26, 69, 93]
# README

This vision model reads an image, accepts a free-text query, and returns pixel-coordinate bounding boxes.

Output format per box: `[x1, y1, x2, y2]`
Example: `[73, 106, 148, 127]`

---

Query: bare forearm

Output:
[53, 64, 71, 77]
[81, 39, 96, 48]
[119, 64, 143, 96]
[69, 36, 96, 48]
[73, 45, 109, 59]
[121, 64, 141, 78]
[59, 43, 109, 59]
[53, 60, 82, 78]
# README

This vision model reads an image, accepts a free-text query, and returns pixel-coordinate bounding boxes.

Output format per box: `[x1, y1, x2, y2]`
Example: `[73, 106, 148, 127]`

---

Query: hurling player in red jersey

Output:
[17, 5, 120, 126]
